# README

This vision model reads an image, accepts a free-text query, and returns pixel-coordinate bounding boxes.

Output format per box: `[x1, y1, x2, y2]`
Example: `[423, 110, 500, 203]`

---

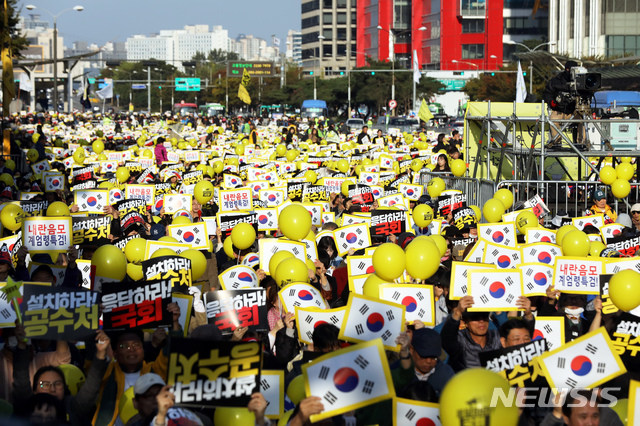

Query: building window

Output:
[323, 12, 333, 24]
[302, 0, 320, 13]
[323, 44, 333, 57]
[351, 0, 357, 6]
[462, 19, 484, 33]
[337, 28, 347, 40]
[337, 0, 346, 8]
[323, 0, 332, 8]
[606, 35, 640, 57]
[394, 0, 411, 29]
[337, 12, 347, 24]
[503, 17, 546, 35]
[460, 0, 486, 16]
[301, 31, 320, 44]
[351, 27, 357, 40]
[302, 16, 320, 29]
[337, 44, 347, 55]
[462, 44, 484, 59]
[323, 29, 333, 40]
[352, 11, 357, 24]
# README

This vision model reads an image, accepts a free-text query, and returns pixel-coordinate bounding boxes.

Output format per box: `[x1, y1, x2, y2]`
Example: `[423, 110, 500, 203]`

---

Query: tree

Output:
[2, 0, 29, 58]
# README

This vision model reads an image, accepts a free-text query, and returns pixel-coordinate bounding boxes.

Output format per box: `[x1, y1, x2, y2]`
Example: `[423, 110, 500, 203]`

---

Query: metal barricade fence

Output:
[419, 171, 496, 207]
[0, 153, 27, 174]
[495, 180, 628, 218]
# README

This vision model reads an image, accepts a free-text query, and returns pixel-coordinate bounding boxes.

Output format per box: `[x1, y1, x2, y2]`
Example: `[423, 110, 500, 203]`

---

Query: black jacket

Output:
[543, 71, 575, 114]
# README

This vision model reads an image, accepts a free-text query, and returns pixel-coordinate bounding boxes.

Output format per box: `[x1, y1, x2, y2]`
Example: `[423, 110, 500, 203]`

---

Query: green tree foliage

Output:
[2, 0, 30, 58]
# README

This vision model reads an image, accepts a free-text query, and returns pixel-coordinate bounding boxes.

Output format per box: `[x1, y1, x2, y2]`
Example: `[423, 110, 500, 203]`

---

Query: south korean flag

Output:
[44, 174, 65, 192]
[248, 181, 270, 199]
[163, 194, 191, 214]
[573, 214, 605, 231]
[109, 188, 124, 205]
[260, 371, 284, 419]
[525, 228, 557, 244]
[379, 156, 393, 169]
[394, 398, 441, 426]
[359, 172, 379, 186]
[538, 327, 626, 390]
[521, 242, 563, 266]
[219, 265, 259, 290]
[259, 189, 284, 207]
[398, 184, 423, 202]
[377, 193, 405, 209]
[379, 284, 435, 326]
[76, 259, 92, 290]
[339, 294, 405, 351]
[261, 170, 279, 185]
[531, 316, 565, 351]
[278, 283, 328, 313]
[100, 161, 119, 175]
[32, 159, 51, 174]
[333, 223, 371, 256]
[302, 204, 322, 226]
[63, 157, 75, 169]
[302, 339, 395, 423]
[467, 269, 524, 312]
[254, 208, 278, 231]
[347, 256, 375, 277]
[223, 173, 243, 189]
[76, 190, 107, 213]
[601, 223, 625, 241]
[519, 263, 554, 297]
[482, 242, 522, 269]
[168, 222, 208, 250]
[296, 306, 347, 345]
[479, 222, 517, 248]
[605, 258, 640, 274]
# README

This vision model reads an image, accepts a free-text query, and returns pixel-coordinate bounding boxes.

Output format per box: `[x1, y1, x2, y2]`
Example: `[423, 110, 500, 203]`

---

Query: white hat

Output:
[133, 373, 165, 396]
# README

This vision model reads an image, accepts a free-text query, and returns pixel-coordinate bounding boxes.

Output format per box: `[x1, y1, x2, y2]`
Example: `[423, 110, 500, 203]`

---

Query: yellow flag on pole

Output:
[241, 68, 251, 86]
[2, 0, 15, 116]
[418, 99, 434, 123]
[238, 84, 251, 104]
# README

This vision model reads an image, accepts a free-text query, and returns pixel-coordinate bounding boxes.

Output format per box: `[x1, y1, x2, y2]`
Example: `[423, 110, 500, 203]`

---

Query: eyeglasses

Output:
[118, 342, 143, 351]
[632, 211, 640, 215]
[38, 380, 64, 391]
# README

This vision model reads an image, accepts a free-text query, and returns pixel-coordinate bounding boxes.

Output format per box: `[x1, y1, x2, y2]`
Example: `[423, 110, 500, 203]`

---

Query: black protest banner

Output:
[183, 170, 203, 185]
[116, 198, 147, 217]
[204, 289, 268, 334]
[101, 279, 172, 330]
[606, 234, 640, 257]
[370, 209, 406, 237]
[121, 211, 146, 235]
[72, 166, 94, 184]
[142, 256, 192, 290]
[452, 206, 477, 230]
[71, 179, 97, 192]
[155, 182, 173, 195]
[480, 339, 549, 388]
[612, 312, 640, 372]
[347, 184, 374, 206]
[167, 338, 261, 407]
[22, 285, 99, 340]
[19, 200, 49, 218]
[72, 216, 112, 245]
[437, 193, 466, 218]
[287, 182, 307, 202]
[112, 234, 141, 251]
[302, 184, 329, 202]
[219, 213, 258, 242]
[125, 162, 143, 173]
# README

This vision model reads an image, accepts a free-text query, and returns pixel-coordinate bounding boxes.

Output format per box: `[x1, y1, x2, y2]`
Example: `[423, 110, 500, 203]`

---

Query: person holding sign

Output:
[356, 125, 370, 145]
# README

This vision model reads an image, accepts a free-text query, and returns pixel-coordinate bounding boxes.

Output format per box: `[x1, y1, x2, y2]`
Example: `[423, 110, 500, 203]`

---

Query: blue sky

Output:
[18, 0, 301, 49]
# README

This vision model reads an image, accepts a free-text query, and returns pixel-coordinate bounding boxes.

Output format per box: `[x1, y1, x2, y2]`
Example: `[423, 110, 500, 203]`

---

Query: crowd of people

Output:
[0, 109, 635, 426]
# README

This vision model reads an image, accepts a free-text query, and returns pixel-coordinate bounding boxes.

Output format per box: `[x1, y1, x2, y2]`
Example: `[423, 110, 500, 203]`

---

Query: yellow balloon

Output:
[27, 148, 39, 163]
[180, 248, 207, 281]
[412, 204, 434, 227]
[410, 159, 423, 173]
[172, 216, 192, 225]
[561, 230, 591, 257]
[372, 243, 406, 281]
[99, 181, 114, 189]
[194, 180, 215, 205]
[91, 245, 127, 280]
[616, 162, 635, 181]
[450, 159, 467, 177]
[276, 144, 287, 156]
[362, 274, 390, 299]
[555, 224, 579, 246]
[159, 236, 178, 243]
[609, 270, 640, 312]
[212, 161, 224, 174]
[116, 167, 130, 183]
[118, 387, 137, 425]
[97, 153, 108, 161]
[285, 149, 298, 162]
[611, 399, 628, 424]
[214, 407, 256, 425]
[4, 159, 15, 171]
[515, 210, 538, 233]
[589, 240, 606, 257]
[126, 263, 144, 281]
[231, 222, 256, 250]
[600, 165, 617, 185]
[269, 250, 295, 275]
[429, 234, 448, 257]
[73, 148, 86, 165]
[279, 204, 312, 241]
[275, 257, 309, 287]
[337, 159, 350, 174]
[341, 180, 352, 197]
[304, 170, 317, 183]
[151, 248, 176, 259]
[124, 238, 147, 263]
[405, 239, 441, 280]
[1, 204, 24, 231]
[0, 173, 14, 186]
[470, 205, 482, 221]
[493, 188, 514, 209]
[92, 139, 104, 154]
[286, 375, 306, 406]
[440, 368, 519, 426]
[611, 179, 631, 198]
[482, 198, 505, 223]
[57, 364, 85, 396]
[46, 201, 70, 217]
[278, 410, 295, 426]
[426, 177, 445, 198]
[235, 144, 245, 156]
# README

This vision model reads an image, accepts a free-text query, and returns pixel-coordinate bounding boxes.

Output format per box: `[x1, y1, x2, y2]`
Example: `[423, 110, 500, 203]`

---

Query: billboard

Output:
[228, 61, 274, 77]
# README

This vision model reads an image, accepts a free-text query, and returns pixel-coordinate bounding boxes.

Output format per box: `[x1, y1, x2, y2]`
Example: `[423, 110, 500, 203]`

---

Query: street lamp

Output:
[506, 40, 557, 92]
[452, 59, 479, 70]
[114, 68, 137, 111]
[315, 35, 325, 100]
[377, 25, 426, 115]
[25, 4, 84, 112]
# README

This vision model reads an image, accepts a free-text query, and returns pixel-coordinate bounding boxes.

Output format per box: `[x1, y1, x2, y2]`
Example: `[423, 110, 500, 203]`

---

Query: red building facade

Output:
[357, 0, 504, 71]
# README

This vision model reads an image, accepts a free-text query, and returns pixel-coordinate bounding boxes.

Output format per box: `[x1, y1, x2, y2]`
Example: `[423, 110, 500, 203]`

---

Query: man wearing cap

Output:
[585, 189, 617, 224]
[124, 373, 166, 426]
[441, 295, 534, 372]
[630, 203, 640, 233]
